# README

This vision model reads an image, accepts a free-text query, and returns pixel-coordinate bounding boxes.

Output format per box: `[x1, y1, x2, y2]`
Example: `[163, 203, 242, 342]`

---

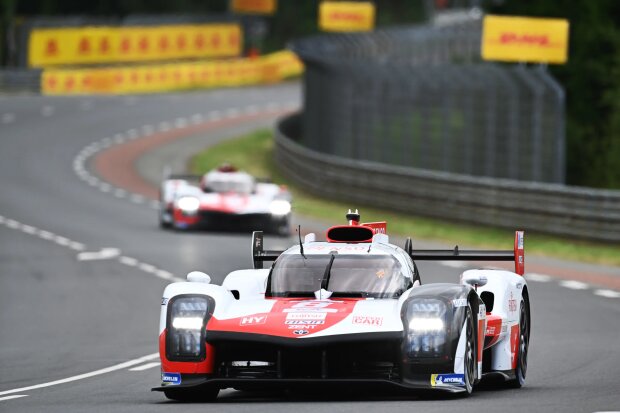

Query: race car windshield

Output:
[269, 254, 407, 298]
[205, 179, 253, 194]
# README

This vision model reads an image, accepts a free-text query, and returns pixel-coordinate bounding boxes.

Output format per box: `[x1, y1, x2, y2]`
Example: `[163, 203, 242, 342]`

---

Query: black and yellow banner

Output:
[41, 51, 303, 95]
[319, 1, 375, 32]
[482, 15, 569, 64]
[29, 24, 242, 67]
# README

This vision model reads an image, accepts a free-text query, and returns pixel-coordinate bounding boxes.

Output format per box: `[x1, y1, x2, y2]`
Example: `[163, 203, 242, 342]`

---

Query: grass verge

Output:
[190, 129, 620, 266]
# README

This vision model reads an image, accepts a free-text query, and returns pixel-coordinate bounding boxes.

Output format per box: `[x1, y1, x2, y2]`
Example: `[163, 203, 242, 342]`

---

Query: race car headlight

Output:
[406, 298, 447, 358]
[166, 296, 208, 361]
[269, 199, 291, 216]
[176, 196, 200, 214]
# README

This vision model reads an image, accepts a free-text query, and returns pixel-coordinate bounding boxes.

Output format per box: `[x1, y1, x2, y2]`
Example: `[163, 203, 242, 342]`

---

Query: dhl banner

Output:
[319, 1, 375, 32]
[41, 50, 303, 95]
[29, 23, 242, 67]
[231, 0, 277, 15]
[482, 15, 569, 64]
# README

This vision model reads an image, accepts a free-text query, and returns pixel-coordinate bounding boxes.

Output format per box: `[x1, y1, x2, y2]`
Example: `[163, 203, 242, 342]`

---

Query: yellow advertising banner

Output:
[319, 1, 375, 32]
[231, 0, 277, 15]
[29, 23, 242, 67]
[41, 50, 303, 95]
[482, 15, 569, 64]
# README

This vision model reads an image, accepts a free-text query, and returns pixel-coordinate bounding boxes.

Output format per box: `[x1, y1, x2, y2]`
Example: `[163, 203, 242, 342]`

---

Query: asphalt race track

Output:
[1, 83, 619, 413]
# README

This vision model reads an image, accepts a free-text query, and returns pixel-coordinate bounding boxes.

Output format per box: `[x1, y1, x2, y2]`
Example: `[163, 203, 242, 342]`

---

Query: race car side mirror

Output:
[187, 271, 211, 284]
[461, 271, 488, 288]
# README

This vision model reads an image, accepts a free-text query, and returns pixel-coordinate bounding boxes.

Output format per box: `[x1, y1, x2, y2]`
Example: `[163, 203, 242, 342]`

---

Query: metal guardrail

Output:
[275, 114, 620, 242]
[290, 20, 566, 185]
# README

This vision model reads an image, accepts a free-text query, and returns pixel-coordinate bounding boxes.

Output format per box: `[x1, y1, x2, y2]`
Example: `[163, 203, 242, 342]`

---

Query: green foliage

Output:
[486, 0, 620, 188]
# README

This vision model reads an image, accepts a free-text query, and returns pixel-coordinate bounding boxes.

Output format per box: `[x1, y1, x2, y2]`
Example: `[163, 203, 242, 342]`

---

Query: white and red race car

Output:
[159, 164, 291, 235]
[153, 210, 530, 401]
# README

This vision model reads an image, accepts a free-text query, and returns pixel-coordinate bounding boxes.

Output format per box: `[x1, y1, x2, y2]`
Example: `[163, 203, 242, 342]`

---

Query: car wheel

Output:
[463, 306, 475, 396]
[507, 299, 530, 388]
[159, 206, 172, 229]
[163, 387, 219, 402]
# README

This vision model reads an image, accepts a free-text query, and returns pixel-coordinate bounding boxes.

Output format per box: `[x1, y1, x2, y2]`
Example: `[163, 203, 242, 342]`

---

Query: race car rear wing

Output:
[252, 231, 283, 269]
[252, 230, 525, 275]
[252, 231, 525, 275]
[405, 231, 525, 275]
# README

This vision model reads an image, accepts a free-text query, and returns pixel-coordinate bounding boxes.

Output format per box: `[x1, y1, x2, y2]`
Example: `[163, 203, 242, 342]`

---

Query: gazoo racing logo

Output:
[285, 319, 324, 330]
[239, 315, 267, 326]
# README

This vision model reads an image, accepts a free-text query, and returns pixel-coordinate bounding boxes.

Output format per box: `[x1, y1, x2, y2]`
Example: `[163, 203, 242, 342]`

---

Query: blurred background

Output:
[1, 0, 619, 243]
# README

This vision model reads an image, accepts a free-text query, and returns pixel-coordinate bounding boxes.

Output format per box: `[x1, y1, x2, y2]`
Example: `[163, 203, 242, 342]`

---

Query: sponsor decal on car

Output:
[508, 292, 517, 313]
[452, 298, 467, 307]
[162, 372, 182, 386]
[288, 324, 319, 330]
[283, 301, 340, 313]
[286, 312, 327, 320]
[240, 315, 267, 325]
[351, 315, 383, 326]
[293, 330, 309, 335]
[430, 373, 465, 387]
[285, 320, 324, 325]
[161, 297, 168, 306]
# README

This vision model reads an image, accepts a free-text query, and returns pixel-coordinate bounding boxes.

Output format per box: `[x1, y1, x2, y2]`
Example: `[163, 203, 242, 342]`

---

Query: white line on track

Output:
[68, 241, 86, 252]
[38, 230, 54, 240]
[225, 108, 240, 118]
[138, 262, 157, 273]
[119, 256, 139, 266]
[174, 117, 188, 128]
[0, 353, 159, 397]
[0, 395, 29, 402]
[141, 124, 154, 135]
[0, 214, 177, 284]
[559, 280, 590, 290]
[440, 261, 467, 269]
[53, 235, 71, 246]
[593, 289, 620, 299]
[128, 362, 161, 372]
[526, 273, 552, 282]
[191, 113, 203, 124]
[20, 224, 37, 235]
[5, 219, 20, 229]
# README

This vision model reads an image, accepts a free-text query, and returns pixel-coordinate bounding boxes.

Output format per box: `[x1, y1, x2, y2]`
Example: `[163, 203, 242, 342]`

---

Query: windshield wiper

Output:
[320, 254, 336, 291]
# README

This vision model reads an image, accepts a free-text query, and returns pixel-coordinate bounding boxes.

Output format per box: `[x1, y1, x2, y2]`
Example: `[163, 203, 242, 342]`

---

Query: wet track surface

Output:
[0, 85, 619, 412]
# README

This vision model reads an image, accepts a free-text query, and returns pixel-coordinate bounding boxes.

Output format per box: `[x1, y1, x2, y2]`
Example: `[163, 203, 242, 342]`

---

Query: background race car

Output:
[159, 164, 292, 235]
[153, 210, 530, 401]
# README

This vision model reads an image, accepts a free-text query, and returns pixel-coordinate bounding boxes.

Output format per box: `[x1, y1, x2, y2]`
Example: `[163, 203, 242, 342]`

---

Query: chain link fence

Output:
[290, 18, 566, 184]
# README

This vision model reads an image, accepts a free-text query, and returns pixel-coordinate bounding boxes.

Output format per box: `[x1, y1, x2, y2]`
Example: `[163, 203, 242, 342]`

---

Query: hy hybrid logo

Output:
[240, 315, 267, 325]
